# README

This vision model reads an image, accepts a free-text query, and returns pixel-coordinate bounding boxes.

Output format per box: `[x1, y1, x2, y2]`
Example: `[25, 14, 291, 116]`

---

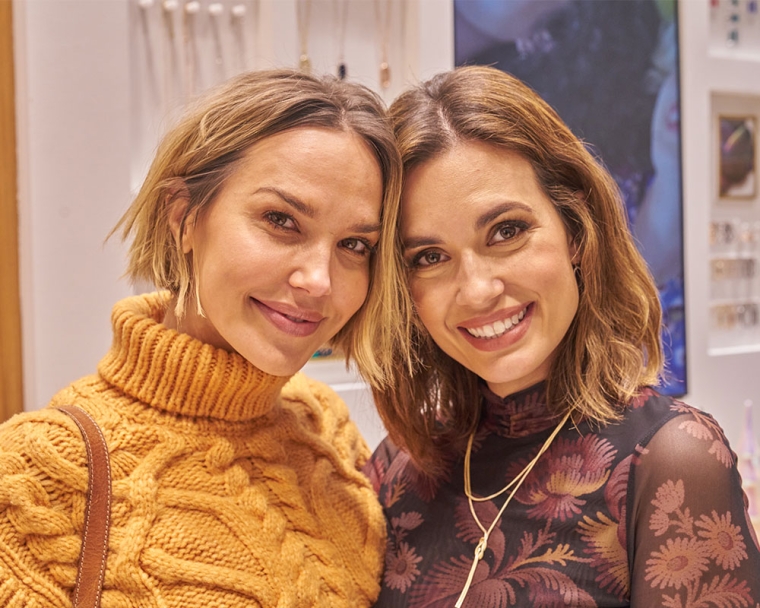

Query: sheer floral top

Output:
[365, 383, 760, 607]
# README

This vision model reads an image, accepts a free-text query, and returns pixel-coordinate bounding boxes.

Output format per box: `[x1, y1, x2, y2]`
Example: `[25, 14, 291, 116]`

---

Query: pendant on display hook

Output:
[299, 54, 312, 74]
[380, 61, 391, 90]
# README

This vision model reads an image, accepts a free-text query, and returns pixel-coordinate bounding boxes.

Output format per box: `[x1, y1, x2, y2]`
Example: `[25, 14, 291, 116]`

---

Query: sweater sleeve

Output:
[0, 410, 88, 608]
[628, 409, 760, 606]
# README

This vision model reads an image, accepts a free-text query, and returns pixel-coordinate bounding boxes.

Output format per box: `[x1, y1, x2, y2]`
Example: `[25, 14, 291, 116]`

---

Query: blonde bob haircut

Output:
[372, 66, 664, 477]
[113, 69, 402, 384]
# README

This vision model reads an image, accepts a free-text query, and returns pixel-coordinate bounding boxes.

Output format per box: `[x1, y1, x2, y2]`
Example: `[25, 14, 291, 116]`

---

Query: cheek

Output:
[409, 280, 442, 329]
[334, 265, 372, 317]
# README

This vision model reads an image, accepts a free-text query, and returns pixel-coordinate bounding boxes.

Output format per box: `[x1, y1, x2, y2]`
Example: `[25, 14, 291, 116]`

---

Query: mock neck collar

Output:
[98, 292, 291, 421]
[479, 381, 561, 438]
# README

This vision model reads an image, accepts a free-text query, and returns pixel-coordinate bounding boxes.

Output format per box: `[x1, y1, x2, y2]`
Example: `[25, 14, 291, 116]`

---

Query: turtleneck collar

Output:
[98, 292, 292, 421]
[479, 380, 561, 438]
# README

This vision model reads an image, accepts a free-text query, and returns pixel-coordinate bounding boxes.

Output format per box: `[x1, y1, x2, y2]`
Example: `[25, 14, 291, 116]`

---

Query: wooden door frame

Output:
[0, 0, 24, 421]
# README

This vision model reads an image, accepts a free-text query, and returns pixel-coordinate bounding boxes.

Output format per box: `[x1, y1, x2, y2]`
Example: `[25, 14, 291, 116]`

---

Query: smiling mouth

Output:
[463, 306, 528, 339]
[251, 298, 325, 337]
[282, 314, 313, 324]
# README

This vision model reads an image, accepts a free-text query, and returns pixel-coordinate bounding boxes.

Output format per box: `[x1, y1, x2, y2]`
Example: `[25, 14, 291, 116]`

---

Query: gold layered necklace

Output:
[454, 410, 571, 608]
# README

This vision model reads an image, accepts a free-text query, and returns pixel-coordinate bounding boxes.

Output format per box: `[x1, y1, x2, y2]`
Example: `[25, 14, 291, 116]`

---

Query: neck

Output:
[98, 292, 292, 421]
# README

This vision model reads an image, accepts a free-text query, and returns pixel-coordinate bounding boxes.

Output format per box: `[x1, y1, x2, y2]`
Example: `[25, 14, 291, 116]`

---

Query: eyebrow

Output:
[403, 200, 534, 250]
[402, 236, 442, 250]
[475, 201, 533, 229]
[255, 186, 380, 234]
[255, 187, 316, 218]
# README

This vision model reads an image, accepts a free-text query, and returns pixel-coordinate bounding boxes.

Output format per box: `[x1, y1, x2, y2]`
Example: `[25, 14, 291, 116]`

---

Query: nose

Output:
[455, 250, 504, 308]
[289, 246, 332, 297]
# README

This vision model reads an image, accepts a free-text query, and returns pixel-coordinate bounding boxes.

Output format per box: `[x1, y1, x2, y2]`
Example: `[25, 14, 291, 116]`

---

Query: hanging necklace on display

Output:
[208, 3, 226, 83]
[374, 0, 392, 89]
[454, 410, 572, 608]
[161, 0, 179, 115]
[296, 0, 313, 74]
[231, 4, 248, 73]
[334, 0, 349, 79]
[183, 1, 199, 100]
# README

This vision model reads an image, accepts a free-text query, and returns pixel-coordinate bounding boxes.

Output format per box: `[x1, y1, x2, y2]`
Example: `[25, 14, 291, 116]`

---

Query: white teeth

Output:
[465, 307, 528, 339]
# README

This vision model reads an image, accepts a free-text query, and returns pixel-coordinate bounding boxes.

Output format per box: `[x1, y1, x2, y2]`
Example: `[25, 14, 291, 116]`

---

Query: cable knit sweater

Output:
[0, 292, 386, 607]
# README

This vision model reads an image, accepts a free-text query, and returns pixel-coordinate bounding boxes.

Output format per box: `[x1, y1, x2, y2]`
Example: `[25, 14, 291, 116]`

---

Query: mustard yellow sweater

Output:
[0, 293, 386, 607]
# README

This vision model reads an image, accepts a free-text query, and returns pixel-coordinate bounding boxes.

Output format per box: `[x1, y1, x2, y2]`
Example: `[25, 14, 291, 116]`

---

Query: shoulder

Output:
[0, 406, 88, 465]
[279, 372, 370, 468]
[637, 398, 736, 470]
[624, 389, 733, 464]
[606, 388, 708, 448]
[0, 406, 88, 525]
[281, 372, 350, 417]
[363, 436, 406, 494]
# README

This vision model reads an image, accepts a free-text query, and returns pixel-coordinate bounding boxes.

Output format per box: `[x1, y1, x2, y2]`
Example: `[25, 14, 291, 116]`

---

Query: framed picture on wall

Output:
[718, 115, 757, 200]
[455, 0, 687, 396]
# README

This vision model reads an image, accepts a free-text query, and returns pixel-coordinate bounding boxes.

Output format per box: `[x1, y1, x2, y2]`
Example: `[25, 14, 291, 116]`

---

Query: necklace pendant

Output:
[338, 62, 347, 80]
[454, 537, 487, 608]
[299, 54, 311, 74]
[379, 61, 391, 89]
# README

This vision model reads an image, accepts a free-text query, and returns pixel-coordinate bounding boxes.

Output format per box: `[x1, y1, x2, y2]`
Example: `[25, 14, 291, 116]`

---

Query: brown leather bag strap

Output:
[55, 405, 112, 608]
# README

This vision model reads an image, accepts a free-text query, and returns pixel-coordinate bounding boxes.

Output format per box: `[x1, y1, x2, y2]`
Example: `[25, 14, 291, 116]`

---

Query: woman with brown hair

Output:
[365, 66, 760, 607]
[0, 69, 401, 607]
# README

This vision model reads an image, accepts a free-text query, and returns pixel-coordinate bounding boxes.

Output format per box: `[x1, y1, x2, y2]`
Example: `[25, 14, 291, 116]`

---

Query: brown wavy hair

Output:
[370, 66, 663, 477]
[112, 69, 402, 384]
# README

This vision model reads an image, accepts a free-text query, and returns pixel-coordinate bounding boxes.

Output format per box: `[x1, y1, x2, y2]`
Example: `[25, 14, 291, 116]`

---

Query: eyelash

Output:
[265, 211, 374, 257]
[340, 238, 375, 257]
[408, 250, 444, 269]
[490, 220, 529, 244]
[265, 211, 297, 231]
[408, 220, 530, 269]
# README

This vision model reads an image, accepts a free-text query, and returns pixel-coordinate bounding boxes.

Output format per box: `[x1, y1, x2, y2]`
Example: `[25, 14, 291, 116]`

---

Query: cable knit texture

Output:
[0, 292, 386, 607]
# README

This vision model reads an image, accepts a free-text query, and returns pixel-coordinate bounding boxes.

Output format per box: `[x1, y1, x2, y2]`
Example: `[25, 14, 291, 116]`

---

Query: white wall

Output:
[14, 0, 134, 411]
[13, 0, 759, 452]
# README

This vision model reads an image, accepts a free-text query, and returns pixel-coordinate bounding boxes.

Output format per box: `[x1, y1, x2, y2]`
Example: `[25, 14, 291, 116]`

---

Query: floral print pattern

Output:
[366, 384, 760, 607]
[645, 480, 753, 606]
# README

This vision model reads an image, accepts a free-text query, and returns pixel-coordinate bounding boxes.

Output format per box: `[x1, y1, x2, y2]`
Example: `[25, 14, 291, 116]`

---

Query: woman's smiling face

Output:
[401, 141, 579, 397]
[170, 127, 384, 376]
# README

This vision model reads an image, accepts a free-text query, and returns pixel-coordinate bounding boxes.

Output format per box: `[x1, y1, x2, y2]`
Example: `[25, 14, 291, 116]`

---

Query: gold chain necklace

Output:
[455, 410, 571, 608]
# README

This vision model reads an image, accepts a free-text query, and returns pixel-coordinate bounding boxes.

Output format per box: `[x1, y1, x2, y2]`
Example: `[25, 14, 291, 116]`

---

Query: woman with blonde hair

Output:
[0, 69, 401, 607]
[365, 66, 760, 607]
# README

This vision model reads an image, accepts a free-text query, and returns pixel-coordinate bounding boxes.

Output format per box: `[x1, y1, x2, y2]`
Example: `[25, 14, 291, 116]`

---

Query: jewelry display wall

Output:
[130, 0, 260, 192]
[709, 92, 760, 354]
[129, 0, 407, 194]
[709, 0, 760, 57]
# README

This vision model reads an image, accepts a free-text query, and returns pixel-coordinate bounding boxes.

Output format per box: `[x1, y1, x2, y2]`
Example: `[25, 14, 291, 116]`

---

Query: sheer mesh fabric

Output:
[366, 385, 760, 607]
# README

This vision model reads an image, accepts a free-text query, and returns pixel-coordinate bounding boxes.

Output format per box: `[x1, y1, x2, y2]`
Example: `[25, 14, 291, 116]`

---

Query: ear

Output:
[166, 182, 194, 254]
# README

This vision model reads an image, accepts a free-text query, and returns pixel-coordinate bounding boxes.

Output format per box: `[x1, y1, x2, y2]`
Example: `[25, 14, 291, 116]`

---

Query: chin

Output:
[237, 347, 312, 378]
